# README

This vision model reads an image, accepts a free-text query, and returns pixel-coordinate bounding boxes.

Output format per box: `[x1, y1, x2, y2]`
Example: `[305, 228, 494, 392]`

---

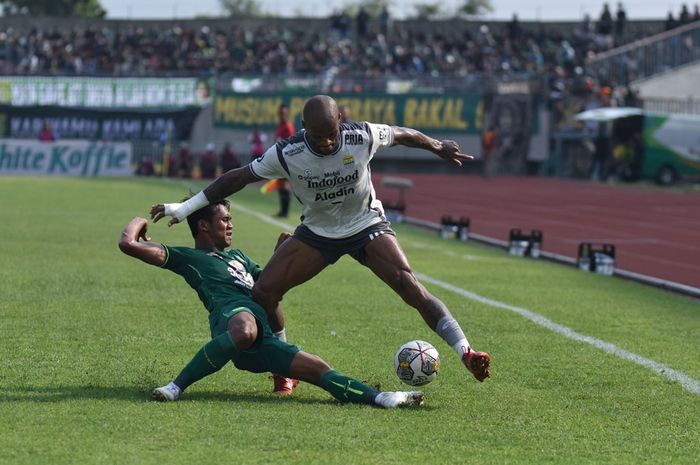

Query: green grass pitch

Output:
[0, 177, 698, 465]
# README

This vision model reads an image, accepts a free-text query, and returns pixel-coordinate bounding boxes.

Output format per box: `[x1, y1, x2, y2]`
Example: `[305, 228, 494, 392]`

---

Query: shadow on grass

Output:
[0, 385, 338, 406]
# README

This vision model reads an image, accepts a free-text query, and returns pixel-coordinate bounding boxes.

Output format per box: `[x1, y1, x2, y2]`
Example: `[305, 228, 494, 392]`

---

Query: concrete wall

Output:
[635, 61, 700, 100]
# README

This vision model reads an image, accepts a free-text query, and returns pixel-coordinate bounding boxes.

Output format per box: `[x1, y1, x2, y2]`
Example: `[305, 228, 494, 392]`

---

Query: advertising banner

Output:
[0, 77, 210, 108]
[0, 139, 132, 177]
[0, 105, 201, 141]
[213, 92, 485, 133]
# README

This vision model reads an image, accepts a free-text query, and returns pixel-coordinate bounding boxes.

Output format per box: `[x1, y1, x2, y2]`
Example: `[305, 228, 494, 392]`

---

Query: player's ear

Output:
[198, 218, 209, 233]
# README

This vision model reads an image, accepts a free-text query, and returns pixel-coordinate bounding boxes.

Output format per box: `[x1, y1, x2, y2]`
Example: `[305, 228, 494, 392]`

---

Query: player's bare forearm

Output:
[391, 126, 474, 166]
[203, 166, 258, 202]
[118, 217, 167, 266]
[391, 126, 441, 152]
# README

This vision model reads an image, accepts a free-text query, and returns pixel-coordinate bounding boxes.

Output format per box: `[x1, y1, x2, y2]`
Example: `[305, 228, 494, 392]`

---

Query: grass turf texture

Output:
[0, 176, 698, 465]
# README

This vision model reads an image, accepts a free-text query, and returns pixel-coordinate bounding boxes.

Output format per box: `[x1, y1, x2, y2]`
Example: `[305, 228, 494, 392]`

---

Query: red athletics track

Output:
[373, 175, 700, 289]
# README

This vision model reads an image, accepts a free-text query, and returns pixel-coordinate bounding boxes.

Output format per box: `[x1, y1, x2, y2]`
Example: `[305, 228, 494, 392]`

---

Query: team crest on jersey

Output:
[228, 259, 244, 270]
[343, 154, 355, 169]
[378, 127, 389, 142]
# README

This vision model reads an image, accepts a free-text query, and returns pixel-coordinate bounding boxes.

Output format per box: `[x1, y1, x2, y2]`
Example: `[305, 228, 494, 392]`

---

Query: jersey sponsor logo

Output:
[285, 145, 304, 157]
[315, 186, 355, 201]
[307, 169, 358, 189]
[297, 168, 319, 181]
[207, 252, 255, 289]
[344, 133, 363, 145]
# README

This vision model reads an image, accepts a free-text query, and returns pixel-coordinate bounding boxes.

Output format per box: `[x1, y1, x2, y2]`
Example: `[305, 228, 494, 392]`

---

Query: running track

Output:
[373, 175, 700, 289]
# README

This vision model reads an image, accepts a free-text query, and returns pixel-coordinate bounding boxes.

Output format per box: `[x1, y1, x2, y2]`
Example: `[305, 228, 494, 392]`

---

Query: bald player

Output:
[151, 95, 491, 391]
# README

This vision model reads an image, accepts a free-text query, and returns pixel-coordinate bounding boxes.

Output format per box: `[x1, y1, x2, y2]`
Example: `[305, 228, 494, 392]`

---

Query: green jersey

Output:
[161, 245, 262, 314]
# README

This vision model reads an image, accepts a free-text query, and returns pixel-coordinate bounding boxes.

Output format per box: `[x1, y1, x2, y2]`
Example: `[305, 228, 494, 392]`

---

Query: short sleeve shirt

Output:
[249, 121, 394, 238]
[161, 245, 261, 314]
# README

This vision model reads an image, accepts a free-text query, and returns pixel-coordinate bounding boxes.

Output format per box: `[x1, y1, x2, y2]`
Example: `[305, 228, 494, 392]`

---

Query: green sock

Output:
[319, 370, 379, 405]
[173, 332, 237, 391]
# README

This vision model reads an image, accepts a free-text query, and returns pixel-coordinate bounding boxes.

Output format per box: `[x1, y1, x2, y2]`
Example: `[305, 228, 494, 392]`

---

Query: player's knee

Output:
[228, 315, 258, 350]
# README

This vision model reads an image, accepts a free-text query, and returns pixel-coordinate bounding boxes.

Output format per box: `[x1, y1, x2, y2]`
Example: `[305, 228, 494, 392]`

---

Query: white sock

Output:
[273, 329, 287, 342]
[436, 316, 470, 357]
[452, 339, 470, 357]
[167, 381, 182, 394]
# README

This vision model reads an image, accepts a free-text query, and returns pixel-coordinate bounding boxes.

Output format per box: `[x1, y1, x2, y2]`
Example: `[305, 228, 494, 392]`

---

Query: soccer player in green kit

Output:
[118, 198, 424, 408]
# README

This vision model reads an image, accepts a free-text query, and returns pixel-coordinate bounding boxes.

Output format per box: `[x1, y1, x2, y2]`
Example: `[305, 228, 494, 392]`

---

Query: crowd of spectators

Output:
[0, 4, 695, 81]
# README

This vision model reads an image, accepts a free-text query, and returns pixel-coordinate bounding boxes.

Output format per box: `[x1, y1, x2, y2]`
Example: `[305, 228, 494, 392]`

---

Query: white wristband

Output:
[165, 191, 210, 221]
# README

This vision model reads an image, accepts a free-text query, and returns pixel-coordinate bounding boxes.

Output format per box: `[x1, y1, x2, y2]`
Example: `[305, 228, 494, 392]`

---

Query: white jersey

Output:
[249, 121, 394, 238]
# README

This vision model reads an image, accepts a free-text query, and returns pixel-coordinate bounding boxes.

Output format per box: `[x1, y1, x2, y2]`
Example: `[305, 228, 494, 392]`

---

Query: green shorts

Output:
[209, 303, 300, 376]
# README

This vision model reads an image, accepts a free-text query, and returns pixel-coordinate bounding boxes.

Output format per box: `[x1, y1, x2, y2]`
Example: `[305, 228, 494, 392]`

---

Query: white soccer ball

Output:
[394, 340, 440, 386]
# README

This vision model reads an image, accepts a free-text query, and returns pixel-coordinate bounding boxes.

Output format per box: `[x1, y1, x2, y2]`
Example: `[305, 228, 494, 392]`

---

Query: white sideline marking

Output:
[416, 273, 700, 395]
[225, 200, 700, 396]
[228, 201, 294, 231]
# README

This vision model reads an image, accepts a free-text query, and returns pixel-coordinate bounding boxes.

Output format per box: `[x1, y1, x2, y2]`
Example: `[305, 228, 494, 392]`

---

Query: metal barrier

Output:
[587, 21, 700, 85]
[643, 97, 700, 115]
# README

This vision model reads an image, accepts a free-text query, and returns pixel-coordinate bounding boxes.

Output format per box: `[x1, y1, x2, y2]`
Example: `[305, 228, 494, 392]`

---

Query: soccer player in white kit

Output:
[151, 95, 491, 393]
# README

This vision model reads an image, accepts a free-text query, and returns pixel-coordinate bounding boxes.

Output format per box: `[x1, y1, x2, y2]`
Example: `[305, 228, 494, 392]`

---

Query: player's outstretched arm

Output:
[118, 217, 167, 267]
[150, 166, 259, 226]
[391, 126, 474, 167]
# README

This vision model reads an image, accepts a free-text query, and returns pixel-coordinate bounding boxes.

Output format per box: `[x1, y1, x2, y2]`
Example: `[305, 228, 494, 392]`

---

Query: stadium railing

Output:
[643, 97, 700, 115]
[587, 20, 700, 86]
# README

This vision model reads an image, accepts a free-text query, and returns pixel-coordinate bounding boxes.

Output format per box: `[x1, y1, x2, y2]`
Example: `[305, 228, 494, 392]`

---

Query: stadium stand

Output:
[0, 14, 677, 80]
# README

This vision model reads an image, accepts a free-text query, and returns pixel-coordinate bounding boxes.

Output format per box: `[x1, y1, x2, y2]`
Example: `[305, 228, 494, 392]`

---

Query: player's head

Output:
[278, 104, 289, 123]
[185, 197, 232, 249]
[302, 95, 340, 155]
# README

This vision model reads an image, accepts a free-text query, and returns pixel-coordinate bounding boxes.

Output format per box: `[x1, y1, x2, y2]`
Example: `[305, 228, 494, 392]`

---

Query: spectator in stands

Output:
[379, 6, 390, 37]
[579, 14, 593, 41]
[356, 7, 370, 39]
[330, 9, 350, 40]
[38, 122, 56, 142]
[680, 4, 692, 24]
[178, 143, 193, 179]
[597, 3, 614, 36]
[694, 4, 700, 21]
[557, 40, 576, 72]
[508, 14, 521, 42]
[665, 11, 678, 30]
[200, 143, 218, 179]
[220, 143, 239, 173]
[615, 3, 627, 38]
[249, 127, 267, 162]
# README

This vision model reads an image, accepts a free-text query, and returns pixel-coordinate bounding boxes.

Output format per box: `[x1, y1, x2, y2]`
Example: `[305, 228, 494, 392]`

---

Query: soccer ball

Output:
[394, 340, 440, 386]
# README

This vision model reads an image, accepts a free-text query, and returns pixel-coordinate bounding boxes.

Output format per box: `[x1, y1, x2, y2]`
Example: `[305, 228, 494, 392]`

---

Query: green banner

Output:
[213, 93, 485, 133]
[0, 77, 210, 108]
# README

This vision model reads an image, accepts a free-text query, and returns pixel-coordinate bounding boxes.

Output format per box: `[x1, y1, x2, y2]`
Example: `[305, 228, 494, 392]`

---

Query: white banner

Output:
[0, 77, 204, 108]
[0, 139, 132, 177]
